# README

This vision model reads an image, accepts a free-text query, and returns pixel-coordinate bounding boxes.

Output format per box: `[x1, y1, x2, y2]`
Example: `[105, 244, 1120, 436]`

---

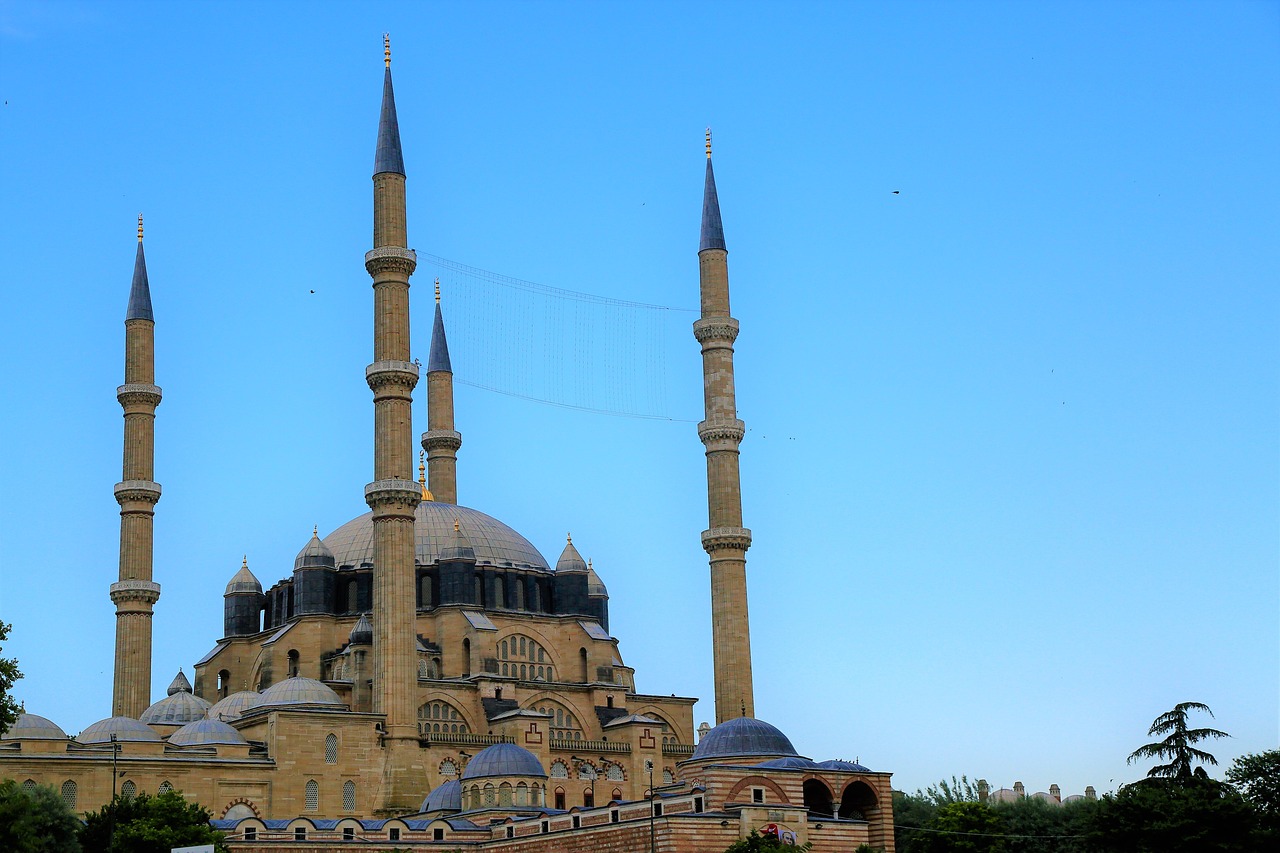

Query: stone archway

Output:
[803, 778, 833, 814]
[839, 780, 877, 820]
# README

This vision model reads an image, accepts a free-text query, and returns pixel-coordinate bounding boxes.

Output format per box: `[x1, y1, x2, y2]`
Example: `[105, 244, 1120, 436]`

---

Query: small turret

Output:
[293, 527, 337, 615]
[436, 519, 478, 606]
[167, 670, 193, 696]
[555, 534, 587, 573]
[349, 612, 373, 646]
[348, 612, 373, 713]
[586, 558, 610, 631]
[223, 556, 264, 637]
[553, 534, 591, 618]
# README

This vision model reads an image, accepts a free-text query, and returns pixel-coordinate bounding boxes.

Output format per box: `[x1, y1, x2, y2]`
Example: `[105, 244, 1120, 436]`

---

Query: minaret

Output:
[363, 36, 425, 812]
[111, 214, 163, 718]
[422, 279, 462, 504]
[695, 131, 755, 723]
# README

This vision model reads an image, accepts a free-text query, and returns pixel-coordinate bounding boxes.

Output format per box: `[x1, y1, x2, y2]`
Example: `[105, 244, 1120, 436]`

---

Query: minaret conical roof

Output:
[167, 670, 193, 696]
[556, 535, 587, 573]
[126, 224, 154, 321]
[225, 556, 262, 595]
[374, 60, 405, 176]
[440, 519, 476, 562]
[699, 152, 726, 252]
[428, 298, 452, 373]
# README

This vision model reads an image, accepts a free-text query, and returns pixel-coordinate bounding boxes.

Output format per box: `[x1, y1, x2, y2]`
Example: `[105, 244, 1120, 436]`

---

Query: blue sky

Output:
[0, 0, 1276, 798]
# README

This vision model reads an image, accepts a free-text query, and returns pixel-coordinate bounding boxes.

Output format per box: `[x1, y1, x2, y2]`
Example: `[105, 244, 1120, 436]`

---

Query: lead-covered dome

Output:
[421, 778, 462, 812]
[325, 503, 549, 571]
[690, 717, 800, 761]
[256, 677, 346, 711]
[295, 530, 336, 570]
[79, 716, 162, 744]
[816, 758, 870, 772]
[207, 690, 260, 723]
[461, 743, 546, 780]
[140, 673, 212, 726]
[170, 718, 249, 747]
[1, 712, 67, 740]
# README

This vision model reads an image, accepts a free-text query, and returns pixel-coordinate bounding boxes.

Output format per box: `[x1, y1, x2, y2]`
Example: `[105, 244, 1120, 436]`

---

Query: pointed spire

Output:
[699, 130, 726, 252]
[126, 214, 154, 321]
[225, 555, 262, 595]
[374, 35, 405, 176]
[440, 518, 475, 562]
[167, 670, 193, 696]
[556, 534, 587, 573]
[349, 612, 373, 645]
[427, 279, 453, 373]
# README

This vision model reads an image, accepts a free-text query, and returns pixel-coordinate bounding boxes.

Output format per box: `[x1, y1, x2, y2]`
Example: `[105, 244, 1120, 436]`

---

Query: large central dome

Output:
[324, 502, 551, 572]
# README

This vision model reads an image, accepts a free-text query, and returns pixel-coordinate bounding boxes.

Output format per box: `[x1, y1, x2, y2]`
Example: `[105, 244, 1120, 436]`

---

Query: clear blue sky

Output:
[1, 0, 1276, 798]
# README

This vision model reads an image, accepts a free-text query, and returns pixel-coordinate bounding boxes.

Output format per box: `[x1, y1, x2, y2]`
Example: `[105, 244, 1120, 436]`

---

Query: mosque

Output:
[0, 41, 896, 851]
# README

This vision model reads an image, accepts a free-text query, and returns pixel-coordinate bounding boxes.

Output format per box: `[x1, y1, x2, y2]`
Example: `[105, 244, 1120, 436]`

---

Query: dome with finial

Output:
[349, 612, 373, 645]
[556, 534, 587, 573]
[461, 743, 546, 780]
[207, 691, 260, 723]
[295, 527, 336, 570]
[0, 712, 68, 741]
[586, 558, 608, 596]
[80, 716, 162, 744]
[689, 717, 801, 762]
[439, 518, 475, 562]
[169, 718, 249, 747]
[420, 778, 462, 813]
[140, 671, 212, 725]
[256, 676, 346, 711]
[224, 556, 262, 595]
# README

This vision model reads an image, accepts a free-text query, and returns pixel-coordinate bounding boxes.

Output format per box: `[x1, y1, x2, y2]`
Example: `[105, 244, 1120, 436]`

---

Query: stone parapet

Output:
[109, 579, 161, 606]
[421, 429, 462, 452]
[698, 419, 745, 448]
[364, 479, 421, 518]
[365, 360, 419, 395]
[116, 383, 163, 409]
[693, 317, 740, 346]
[701, 527, 752, 554]
[114, 480, 162, 506]
[363, 245, 417, 277]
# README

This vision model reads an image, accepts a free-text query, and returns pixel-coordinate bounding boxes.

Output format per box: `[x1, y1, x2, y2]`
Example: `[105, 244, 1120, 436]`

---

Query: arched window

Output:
[483, 783, 495, 806]
[218, 669, 230, 699]
[579, 648, 588, 682]
[419, 574, 432, 608]
[549, 760, 569, 779]
[343, 780, 356, 811]
[60, 780, 76, 809]
[663, 768, 674, 785]
[612, 787, 622, 802]
[158, 781, 173, 795]
[21, 779, 36, 792]
[529, 699, 583, 740]
[554, 787, 566, 810]
[305, 779, 319, 811]
[515, 782, 529, 805]
[498, 635, 554, 681]
[287, 649, 300, 678]
[325, 733, 338, 764]
[417, 701, 468, 736]
[121, 780, 137, 800]
[462, 638, 471, 676]
[440, 758, 459, 777]
[499, 782, 513, 807]
[605, 763, 625, 782]
[803, 778, 833, 815]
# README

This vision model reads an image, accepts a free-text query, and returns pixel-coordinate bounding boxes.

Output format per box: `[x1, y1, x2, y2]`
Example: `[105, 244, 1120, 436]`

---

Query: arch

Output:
[21, 779, 37, 792]
[497, 632, 558, 681]
[515, 781, 529, 806]
[726, 775, 789, 805]
[604, 762, 625, 782]
[158, 781, 173, 795]
[418, 659, 428, 678]
[325, 733, 338, 764]
[418, 699, 471, 736]
[522, 696, 584, 740]
[803, 778, 834, 814]
[60, 780, 76, 810]
[217, 669, 231, 699]
[499, 782, 513, 807]
[342, 781, 356, 811]
[223, 801, 258, 820]
[305, 779, 319, 811]
[663, 768, 675, 786]
[121, 780, 137, 800]
[579, 647, 588, 682]
[483, 783, 496, 807]
[287, 649, 300, 678]
[611, 787, 622, 802]
[554, 787, 566, 810]
[549, 760, 569, 779]
[439, 758, 460, 777]
[839, 780, 878, 820]
[419, 574, 432, 608]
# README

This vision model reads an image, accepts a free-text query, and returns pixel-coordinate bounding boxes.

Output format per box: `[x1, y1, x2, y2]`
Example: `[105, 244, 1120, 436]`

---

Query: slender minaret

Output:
[111, 215, 163, 718]
[422, 279, 461, 504]
[695, 131, 755, 724]
[363, 36, 425, 811]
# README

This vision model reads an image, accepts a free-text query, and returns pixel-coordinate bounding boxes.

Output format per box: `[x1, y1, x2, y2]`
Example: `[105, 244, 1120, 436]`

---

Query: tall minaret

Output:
[363, 36, 425, 812]
[422, 280, 461, 505]
[695, 131, 755, 724]
[111, 215, 163, 719]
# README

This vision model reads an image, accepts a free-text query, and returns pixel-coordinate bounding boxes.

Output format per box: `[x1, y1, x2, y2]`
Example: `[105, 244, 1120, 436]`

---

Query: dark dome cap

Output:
[690, 717, 800, 761]
[295, 528, 337, 570]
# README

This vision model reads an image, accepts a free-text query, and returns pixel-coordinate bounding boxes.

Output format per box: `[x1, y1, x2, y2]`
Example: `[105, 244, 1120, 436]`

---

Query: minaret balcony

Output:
[116, 383, 163, 409]
[693, 317, 740, 346]
[114, 480, 162, 506]
[701, 527, 752, 554]
[366, 360, 420, 396]
[364, 246, 417, 277]
[421, 429, 462, 452]
[109, 578, 161, 607]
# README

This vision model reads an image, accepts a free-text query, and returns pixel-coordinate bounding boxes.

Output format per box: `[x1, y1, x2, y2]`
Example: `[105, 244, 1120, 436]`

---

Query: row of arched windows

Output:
[547, 760, 625, 781]
[302, 779, 359, 812]
[463, 781, 545, 810]
[417, 700, 469, 736]
[27, 779, 177, 809]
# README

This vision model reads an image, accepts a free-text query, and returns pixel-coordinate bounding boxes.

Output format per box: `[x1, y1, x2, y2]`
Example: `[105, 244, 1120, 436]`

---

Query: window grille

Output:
[305, 779, 319, 811]
[60, 780, 76, 809]
[343, 780, 356, 811]
[325, 733, 338, 764]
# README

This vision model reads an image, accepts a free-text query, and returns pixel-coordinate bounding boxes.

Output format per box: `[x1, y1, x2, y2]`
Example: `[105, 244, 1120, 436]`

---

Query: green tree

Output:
[80, 790, 228, 853]
[0, 621, 22, 736]
[991, 795, 1099, 853]
[918, 775, 983, 805]
[1088, 775, 1254, 852]
[1126, 701, 1229, 781]
[1225, 748, 1280, 844]
[917, 801, 1006, 853]
[723, 829, 812, 852]
[0, 779, 83, 853]
[893, 789, 939, 853]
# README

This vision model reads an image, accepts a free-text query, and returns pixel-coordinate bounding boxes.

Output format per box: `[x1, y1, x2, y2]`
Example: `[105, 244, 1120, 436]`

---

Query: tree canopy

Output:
[0, 620, 22, 736]
[79, 790, 228, 853]
[1226, 748, 1280, 844]
[1126, 701, 1229, 780]
[0, 779, 83, 853]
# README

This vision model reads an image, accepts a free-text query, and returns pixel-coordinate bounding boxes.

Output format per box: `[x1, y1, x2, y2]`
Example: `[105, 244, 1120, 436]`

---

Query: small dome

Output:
[256, 676, 346, 710]
[295, 530, 336, 570]
[756, 756, 819, 769]
[207, 691, 261, 723]
[167, 670, 193, 696]
[349, 612, 373, 645]
[440, 519, 475, 562]
[140, 690, 212, 726]
[80, 716, 162, 744]
[421, 778, 462, 813]
[225, 557, 262, 595]
[556, 535, 587, 573]
[690, 717, 799, 761]
[170, 718, 249, 747]
[1, 712, 68, 741]
[815, 759, 870, 772]
[461, 743, 546, 780]
[586, 559, 607, 596]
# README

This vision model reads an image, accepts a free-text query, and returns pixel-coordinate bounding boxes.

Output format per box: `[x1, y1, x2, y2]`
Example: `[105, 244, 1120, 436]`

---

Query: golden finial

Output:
[454, 518, 461, 533]
[435, 277, 441, 304]
[242, 555, 248, 569]
[384, 34, 391, 68]
[313, 525, 318, 537]
[419, 451, 434, 500]
[705, 128, 712, 159]
[566, 532, 572, 544]
[137, 213, 144, 242]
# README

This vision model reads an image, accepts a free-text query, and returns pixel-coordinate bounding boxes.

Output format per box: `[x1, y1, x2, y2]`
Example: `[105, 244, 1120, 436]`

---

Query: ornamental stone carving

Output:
[114, 480, 162, 505]
[364, 246, 418, 277]
[365, 480, 422, 517]
[701, 526, 752, 554]
[109, 579, 161, 606]
[366, 360, 420, 394]
[116, 383, 163, 409]
[697, 419, 746, 445]
[421, 429, 463, 452]
[692, 318, 739, 345]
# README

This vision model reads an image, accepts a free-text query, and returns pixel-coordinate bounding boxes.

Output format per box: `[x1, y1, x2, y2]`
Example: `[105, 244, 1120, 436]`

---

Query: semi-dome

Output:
[690, 717, 800, 761]
[225, 557, 262, 595]
[461, 743, 546, 780]
[169, 718, 249, 747]
[207, 690, 261, 723]
[756, 756, 819, 769]
[1, 712, 67, 740]
[325, 502, 549, 571]
[816, 758, 870, 772]
[79, 716, 162, 744]
[140, 688, 212, 726]
[295, 529, 337, 570]
[421, 778, 462, 812]
[256, 676, 346, 710]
